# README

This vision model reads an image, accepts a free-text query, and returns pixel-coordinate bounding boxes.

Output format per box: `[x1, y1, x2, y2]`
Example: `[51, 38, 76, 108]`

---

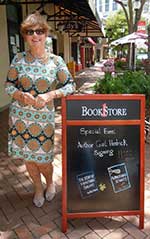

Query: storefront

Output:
[0, 0, 104, 109]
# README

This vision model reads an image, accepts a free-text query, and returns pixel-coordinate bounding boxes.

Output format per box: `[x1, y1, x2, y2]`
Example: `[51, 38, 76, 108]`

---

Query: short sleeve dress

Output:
[5, 51, 76, 163]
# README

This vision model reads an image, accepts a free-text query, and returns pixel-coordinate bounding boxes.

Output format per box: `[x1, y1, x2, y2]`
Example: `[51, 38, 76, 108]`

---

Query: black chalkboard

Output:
[67, 125, 140, 212]
[62, 95, 145, 232]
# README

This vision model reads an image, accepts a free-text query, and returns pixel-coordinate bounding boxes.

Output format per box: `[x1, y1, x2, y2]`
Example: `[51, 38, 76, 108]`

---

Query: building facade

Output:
[0, 0, 104, 110]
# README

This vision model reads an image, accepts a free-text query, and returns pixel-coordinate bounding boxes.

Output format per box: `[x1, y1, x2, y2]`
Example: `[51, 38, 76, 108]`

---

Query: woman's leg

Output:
[25, 161, 45, 207]
[38, 162, 56, 201]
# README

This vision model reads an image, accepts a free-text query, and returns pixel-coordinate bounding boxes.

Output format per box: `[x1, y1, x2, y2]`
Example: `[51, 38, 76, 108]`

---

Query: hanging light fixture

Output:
[57, 22, 65, 33]
[134, 0, 141, 11]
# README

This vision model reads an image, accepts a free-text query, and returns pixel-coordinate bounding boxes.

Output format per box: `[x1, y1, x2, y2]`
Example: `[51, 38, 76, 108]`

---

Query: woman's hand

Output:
[34, 95, 46, 108]
[23, 92, 35, 106]
[13, 91, 35, 106]
[36, 92, 56, 104]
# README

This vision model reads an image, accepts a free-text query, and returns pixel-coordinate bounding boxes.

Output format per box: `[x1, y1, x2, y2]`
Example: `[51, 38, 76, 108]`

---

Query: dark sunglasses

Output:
[25, 29, 45, 36]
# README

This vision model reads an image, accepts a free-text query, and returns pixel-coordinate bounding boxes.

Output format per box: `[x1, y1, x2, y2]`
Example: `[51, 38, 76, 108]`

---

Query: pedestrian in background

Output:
[5, 11, 76, 207]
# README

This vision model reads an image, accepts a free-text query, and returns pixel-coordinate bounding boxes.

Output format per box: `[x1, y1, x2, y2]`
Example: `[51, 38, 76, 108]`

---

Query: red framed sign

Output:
[61, 94, 145, 232]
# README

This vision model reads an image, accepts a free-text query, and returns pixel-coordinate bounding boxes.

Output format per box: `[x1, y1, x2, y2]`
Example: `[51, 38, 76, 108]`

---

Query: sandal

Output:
[45, 183, 56, 201]
[33, 195, 45, 207]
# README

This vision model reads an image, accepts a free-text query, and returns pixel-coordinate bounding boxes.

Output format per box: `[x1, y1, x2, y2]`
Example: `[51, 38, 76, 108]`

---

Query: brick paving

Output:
[0, 65, 150, 239]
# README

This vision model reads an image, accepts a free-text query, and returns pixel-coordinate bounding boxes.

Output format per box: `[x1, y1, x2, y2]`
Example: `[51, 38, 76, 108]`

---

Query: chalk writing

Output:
[79, 127, 117, 137]
[118, 149, 136, 160]
[108, 139, 128, 147]
[94, 149, 114, 158]
[80, 127, 102, 137]
[77, 141, 94, 149]
[76, 131, 129, 159]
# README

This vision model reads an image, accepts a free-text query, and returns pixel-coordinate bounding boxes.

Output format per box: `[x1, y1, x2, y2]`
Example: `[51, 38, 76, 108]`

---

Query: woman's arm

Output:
[5, 54, 35, 106]
[55, 56, 76, 97]
[36, 55, 76, 104]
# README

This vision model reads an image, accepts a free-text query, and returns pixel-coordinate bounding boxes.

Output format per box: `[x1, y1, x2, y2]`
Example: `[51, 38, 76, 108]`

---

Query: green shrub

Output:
[93, 71, 150, 113]
[114, 60, 127, 69]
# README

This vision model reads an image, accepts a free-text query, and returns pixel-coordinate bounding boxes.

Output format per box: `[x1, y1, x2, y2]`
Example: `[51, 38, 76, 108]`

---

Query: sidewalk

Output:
[0, 65, 150, 239]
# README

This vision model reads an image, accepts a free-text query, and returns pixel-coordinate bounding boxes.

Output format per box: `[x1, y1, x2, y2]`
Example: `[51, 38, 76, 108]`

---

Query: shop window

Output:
[6, 4, 24, 62]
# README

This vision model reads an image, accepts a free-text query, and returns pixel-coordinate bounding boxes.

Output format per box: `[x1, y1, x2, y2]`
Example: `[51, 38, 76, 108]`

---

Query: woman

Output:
[5, 12, 76, 207]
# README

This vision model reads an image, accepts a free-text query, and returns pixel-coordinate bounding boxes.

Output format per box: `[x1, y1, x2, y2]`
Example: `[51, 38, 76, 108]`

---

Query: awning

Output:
[0, 0, 97, 20]
[0, 0, 104, 37]
[53, 0, 103, 37]
[110, 32, 148, 46]
[54, 0, 96, 21]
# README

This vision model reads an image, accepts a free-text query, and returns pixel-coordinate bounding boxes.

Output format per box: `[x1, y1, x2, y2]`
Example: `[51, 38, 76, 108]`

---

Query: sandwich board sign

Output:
[61, 94, 145, 232]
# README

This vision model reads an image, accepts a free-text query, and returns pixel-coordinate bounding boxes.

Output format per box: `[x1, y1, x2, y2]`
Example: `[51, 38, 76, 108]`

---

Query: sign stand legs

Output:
[139, 214, 144, 229]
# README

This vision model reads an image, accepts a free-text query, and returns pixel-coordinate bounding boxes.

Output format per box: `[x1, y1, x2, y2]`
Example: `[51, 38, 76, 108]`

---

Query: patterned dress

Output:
[5, 51, 76, 163]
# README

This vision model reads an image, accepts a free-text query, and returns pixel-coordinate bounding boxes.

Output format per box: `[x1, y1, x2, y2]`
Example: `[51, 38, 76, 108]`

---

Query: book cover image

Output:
[108, 163, 131, 193]
[76, 171, 99, 199]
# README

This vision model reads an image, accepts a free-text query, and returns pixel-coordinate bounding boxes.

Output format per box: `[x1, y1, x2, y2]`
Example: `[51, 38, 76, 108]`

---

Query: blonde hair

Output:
[20, 11, 50, 36]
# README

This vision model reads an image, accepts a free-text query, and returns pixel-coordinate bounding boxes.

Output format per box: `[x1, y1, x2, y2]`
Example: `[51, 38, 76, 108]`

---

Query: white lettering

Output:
[103, 128, 116, 135]
[77, 141, 94, 148]
[80, 127, 101, 137]
[109, 139, 128, 147]
[94, 149, 114, 158]
[81, 104, 127, 118]
[96, 140, 108, 147]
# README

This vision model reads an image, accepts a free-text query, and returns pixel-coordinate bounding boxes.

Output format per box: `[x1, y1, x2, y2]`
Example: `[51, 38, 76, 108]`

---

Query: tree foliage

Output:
[105, 10, 128, 43]
[114, 0, 146, 33]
